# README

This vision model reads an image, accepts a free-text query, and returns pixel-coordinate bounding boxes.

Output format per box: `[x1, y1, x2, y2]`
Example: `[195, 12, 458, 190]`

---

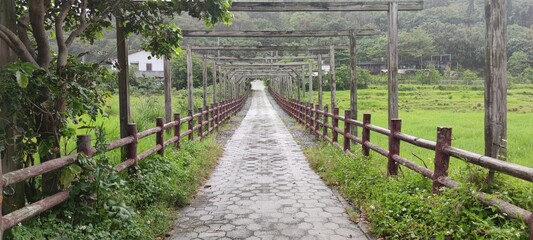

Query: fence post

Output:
[344, 110, 351, 152]
[188, 110, 194, 141]
[210, 104, 214, 129]
[215, 103, 220, 130]
[205, 105, 210, 133]
[432, 127, 452, 193]
[174, 113, 181, 150]
[315, 104, 320, 136]
[126, 123, 138, 173]
[291, 100, 295, 117]
[222, 101, 226, 122]
[309, 103, 314, 134]
[528, 217, 533, 240]
[332, 107, 339, 143]
[362, 114, 371, 156]
[388, 119, 401, 176]
[198, 107, 204, 140]
[156, 117, 164, 155]
[77, 135, 92, 157]
[307, 103, 312, 130]
[323, 106, 329, 139]
[299, 102, 304, 124]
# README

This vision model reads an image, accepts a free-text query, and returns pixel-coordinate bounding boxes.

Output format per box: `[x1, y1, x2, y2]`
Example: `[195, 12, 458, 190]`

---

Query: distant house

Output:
[128, 51, 164, 78]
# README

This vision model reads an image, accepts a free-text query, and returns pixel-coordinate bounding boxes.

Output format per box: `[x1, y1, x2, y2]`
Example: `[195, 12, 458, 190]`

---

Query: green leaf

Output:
[60, 164, 83, 189]
[15, 71, 29, 88]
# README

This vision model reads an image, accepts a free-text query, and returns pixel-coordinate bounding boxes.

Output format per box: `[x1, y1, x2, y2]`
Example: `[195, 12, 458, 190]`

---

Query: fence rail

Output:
[269, 88, 533, 237]
[0, 95, 247, 238]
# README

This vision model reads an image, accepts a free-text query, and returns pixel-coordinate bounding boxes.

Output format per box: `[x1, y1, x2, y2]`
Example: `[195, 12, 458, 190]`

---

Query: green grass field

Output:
[69, 88, 213, 164]
[309, 84, 533, 169]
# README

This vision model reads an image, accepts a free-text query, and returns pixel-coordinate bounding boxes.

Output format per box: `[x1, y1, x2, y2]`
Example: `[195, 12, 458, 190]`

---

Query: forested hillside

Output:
[70, 0, 533, 84]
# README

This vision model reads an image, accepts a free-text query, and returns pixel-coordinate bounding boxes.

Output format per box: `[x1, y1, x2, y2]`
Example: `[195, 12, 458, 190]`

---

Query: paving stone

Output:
[166, 81, 369, 240]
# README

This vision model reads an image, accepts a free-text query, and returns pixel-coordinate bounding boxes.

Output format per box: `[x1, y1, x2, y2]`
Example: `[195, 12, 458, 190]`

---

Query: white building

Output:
[128, 51, 164, 78]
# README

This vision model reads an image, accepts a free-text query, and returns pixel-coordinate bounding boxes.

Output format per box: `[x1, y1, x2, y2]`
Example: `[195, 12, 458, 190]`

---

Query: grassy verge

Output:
[315, 84, 533, 167]
[7, 135, 223, 240]
[304, 142, 530, 239]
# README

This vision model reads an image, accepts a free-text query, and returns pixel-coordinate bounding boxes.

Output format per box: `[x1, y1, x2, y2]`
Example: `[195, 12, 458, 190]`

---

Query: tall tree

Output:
[0, 0, 232, 196]
[0, 0, 26, 214]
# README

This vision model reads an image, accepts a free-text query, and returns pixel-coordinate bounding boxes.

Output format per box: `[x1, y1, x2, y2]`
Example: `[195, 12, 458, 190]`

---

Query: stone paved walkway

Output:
[167, 81, 370, 240]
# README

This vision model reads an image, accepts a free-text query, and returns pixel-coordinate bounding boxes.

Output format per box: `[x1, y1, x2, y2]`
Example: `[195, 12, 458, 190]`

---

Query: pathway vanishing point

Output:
[167, 81, 370, 240]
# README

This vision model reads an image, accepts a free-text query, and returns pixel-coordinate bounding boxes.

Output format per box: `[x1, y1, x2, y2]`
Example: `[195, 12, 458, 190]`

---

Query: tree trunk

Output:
[0, 0, 26, 214]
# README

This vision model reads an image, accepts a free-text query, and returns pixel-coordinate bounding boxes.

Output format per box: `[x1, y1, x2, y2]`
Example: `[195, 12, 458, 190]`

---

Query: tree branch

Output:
[0, 23, 39, 66]
[28, 0, 50, 69]
[65, 0, 122, 47]
[55, 0, 73, 69]
[16, 14, 37, 59]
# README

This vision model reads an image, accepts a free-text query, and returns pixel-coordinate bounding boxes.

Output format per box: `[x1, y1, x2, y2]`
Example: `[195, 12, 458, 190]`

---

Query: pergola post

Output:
[349, 30, 358, 136]
[212, 62, 217, 103]
[388, 2, 399, 127]
[186, 45, 194, 113]
[116, 12, 131, 139]
[317, 54, 323, 109]
[202, 55, 208, 107]
[297, 69, 301, 101]
[222, 69, 227, 100]
[329, 45, 337, 109]
[485, 0, 508, 184]
[164, 57, 172, 127]
[301, 65, 306, 101]
[308, 62, 313, 103]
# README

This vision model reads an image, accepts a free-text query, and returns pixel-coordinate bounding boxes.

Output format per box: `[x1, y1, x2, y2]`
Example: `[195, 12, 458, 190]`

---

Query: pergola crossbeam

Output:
[183, 29, 376, 37]
[229, 1, 423, 12]
[191, 45, 348, 51]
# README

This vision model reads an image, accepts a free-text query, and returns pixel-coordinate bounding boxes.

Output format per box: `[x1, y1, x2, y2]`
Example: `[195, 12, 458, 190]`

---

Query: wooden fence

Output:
[269, 88, 533, 238]
[0, 96, 247, 238]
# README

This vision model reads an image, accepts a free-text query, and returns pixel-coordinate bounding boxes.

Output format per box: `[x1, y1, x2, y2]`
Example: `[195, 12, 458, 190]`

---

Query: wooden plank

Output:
[484, 0, 508, 184]
[229, 1, 423, 12]
[329, 45, 337, 109]
[192, 45, 348, 51]
[183, 29, 375, 37]
[164, 57, 172, 125]
[387, 2, 399, 126]
[186, 46, 194, 112]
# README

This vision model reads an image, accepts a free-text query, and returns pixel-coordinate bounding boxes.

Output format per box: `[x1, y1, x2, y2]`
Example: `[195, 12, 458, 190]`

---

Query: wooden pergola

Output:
[111, 0, 506, 182]
[184, 28, 373, 135]
[187, 44, 341, 114]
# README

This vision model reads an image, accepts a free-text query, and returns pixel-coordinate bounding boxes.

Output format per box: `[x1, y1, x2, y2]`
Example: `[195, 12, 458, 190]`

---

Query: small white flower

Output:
[402, 208, 407, 212]
[370, 205, 375, 210]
